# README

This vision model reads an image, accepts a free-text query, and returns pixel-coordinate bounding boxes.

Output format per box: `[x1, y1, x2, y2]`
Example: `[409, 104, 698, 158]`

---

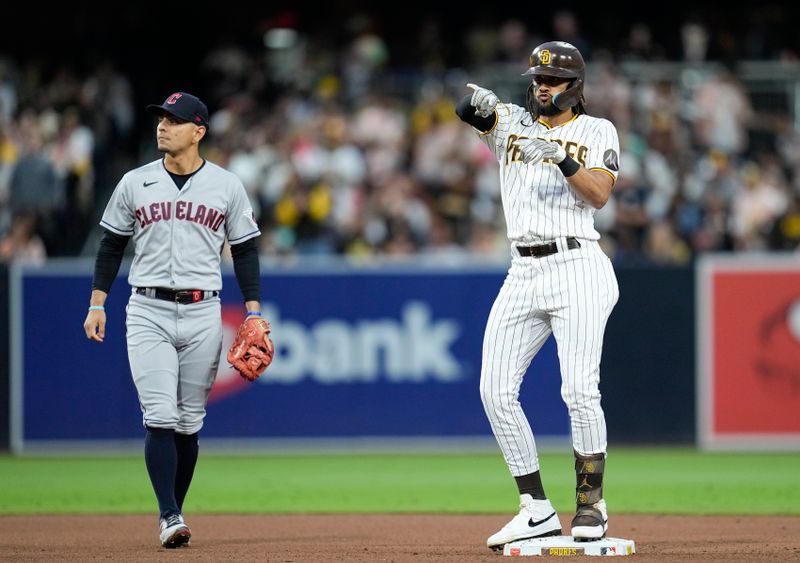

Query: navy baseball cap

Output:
[146, 92, 209, 128]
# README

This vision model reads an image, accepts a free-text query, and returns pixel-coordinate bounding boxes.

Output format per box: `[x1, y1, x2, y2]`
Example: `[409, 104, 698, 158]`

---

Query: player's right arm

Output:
[84, 175, 134, 343]
[84, 230, 130, 342]
[84, 290, 108, 343]
[456, 83, 520, 161]
[456, 83, 499, 132]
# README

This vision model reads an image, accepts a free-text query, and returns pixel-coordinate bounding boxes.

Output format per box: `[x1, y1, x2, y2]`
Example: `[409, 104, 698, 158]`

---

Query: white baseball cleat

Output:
[571, 499, 608, 541]
[487, 494, 562, 550]
[159, 513, 191, 548]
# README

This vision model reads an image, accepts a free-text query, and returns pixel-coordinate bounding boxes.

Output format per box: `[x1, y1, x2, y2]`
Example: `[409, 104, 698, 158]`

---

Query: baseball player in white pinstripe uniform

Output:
[456, 41, 620, 550]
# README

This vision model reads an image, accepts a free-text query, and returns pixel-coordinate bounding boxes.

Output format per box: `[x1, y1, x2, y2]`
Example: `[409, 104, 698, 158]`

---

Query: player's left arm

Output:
[226, 187, 273, 380]
[513, 139, 616, 208]
[566, 119, 620, 209]
[563, 167, 614, 209]
[230, 238, 261, 312]
[515, 119, 620, 209]
[226, 178, 262, 313]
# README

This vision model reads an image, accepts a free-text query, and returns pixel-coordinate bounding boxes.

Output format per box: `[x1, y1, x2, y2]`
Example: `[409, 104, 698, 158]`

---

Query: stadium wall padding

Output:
[7, 262, 695, 450]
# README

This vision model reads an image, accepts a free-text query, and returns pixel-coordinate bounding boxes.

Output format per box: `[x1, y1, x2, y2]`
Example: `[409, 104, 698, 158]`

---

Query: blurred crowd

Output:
[2, 9, 800, 266]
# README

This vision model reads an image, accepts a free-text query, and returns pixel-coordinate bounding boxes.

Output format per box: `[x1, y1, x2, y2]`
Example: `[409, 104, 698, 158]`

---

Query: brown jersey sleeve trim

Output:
[589, 167, 617, 187]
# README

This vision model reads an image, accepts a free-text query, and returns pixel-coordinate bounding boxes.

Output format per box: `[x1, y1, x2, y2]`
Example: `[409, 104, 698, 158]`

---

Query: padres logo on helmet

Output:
[523, 41, 587, 115]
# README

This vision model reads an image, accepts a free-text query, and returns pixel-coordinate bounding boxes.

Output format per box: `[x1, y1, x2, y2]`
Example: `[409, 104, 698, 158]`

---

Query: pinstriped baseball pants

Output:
[480, 238, 618, 476]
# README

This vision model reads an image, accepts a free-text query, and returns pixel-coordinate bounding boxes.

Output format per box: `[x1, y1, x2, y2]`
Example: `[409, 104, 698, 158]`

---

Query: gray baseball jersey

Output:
[474, 105, 620, 476]
[100, 158, 260, 434]
[100, 159, 260, 290]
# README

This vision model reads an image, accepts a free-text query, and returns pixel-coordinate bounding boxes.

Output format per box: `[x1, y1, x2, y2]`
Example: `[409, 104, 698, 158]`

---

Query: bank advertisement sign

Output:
[697, 255, 800, 449]
[13, 265, 569, 448]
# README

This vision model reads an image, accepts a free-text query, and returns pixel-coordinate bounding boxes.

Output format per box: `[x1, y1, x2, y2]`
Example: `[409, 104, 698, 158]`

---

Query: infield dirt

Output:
[1, 514, 799, 561]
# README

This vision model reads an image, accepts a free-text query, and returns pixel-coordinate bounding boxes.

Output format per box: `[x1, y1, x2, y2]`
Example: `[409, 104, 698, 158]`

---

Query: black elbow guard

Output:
[455, 95, 473, 120]
[456, 94, 496, 132]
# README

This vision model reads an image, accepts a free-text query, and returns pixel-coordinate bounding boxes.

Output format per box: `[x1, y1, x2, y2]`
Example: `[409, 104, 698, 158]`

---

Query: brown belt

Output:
[517, 237, 581, 258]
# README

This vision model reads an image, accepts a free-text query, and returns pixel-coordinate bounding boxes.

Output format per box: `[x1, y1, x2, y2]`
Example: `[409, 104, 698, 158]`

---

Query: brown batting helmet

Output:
[523, 41, 586, 115]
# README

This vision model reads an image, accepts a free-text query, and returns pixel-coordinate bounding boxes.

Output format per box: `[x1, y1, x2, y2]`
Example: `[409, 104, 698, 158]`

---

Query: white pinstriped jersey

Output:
[100, 159, 260, 290]
[477, 103, 620, 243]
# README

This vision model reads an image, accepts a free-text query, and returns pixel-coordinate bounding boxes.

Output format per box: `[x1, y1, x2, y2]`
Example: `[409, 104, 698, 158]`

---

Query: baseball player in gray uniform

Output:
[83, 92, 262, 548]
[456, 41, 620, 550]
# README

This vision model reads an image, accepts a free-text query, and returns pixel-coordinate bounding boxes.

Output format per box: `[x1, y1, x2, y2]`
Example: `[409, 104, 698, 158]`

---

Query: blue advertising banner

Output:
[15, 264, 569, 446]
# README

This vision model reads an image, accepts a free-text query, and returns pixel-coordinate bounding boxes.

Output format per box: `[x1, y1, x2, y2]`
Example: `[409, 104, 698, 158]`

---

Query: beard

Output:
[532, 96, 562, 117]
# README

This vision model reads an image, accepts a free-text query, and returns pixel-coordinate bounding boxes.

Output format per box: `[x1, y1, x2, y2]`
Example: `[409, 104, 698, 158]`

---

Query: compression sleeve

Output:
[230, 237, 261, 302]
[92, 230, 130, 293]
[455, 94, 497, 132]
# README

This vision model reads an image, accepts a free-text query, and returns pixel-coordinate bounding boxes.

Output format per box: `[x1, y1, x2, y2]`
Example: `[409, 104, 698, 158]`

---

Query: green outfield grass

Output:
[0, 448, 795, 515]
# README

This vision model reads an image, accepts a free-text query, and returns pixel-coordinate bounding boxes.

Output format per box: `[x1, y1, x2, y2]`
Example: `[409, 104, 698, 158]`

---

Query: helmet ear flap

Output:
[552, 78, 584, 112]
[552, 91, 564, 111]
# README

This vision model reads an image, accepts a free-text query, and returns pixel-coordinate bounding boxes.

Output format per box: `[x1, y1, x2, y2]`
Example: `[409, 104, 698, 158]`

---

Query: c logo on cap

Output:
[167, 93, 183, 105]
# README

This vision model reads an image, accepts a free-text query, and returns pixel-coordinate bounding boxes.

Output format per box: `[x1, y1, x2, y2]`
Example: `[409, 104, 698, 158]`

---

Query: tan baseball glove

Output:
[227, 316, 274, 381]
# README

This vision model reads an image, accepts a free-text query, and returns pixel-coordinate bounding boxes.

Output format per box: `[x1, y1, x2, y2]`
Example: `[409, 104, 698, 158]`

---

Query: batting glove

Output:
[513, 138, 567, 166]
[466, 83, 499, 118]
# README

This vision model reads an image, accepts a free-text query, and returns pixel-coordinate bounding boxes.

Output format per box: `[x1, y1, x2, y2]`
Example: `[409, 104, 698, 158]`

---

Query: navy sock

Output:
[144, 427, 180, 519]
[174, 432, 199, 511]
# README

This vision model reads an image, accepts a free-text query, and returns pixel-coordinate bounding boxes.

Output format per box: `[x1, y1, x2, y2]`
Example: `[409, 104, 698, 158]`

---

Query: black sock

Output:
[514, 471, 547, 500]
[174, 432, 199, 512]
[144, 427, 180, 519]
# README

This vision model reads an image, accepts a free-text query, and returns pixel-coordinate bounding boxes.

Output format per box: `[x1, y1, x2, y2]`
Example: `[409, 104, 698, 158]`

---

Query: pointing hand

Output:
[466, 83, 499, 118]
